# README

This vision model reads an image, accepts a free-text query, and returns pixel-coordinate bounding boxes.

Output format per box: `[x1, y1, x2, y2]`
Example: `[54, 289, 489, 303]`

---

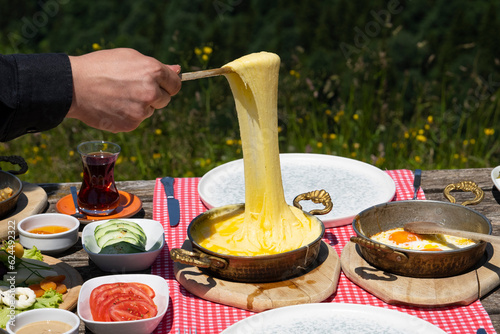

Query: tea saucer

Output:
[56, 191, 142, 223]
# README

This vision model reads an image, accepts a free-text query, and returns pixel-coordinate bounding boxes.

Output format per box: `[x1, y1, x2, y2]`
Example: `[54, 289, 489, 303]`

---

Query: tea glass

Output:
[77, 141, 121, 216]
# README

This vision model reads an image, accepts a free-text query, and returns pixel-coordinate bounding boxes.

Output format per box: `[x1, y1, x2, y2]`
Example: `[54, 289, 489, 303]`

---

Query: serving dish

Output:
[77, 274, 169, 334]
[0, 171, 23, 219]
[491, 166, 500, 191]
[18, 213, 80, 254]
[198, 153, 396, 228]
[221, 303, 446, 334]
[82, 219, 165, 272]
[351, 200, 491, 277]
[171, 201, 326, 283]
[6, 308, 79, 334]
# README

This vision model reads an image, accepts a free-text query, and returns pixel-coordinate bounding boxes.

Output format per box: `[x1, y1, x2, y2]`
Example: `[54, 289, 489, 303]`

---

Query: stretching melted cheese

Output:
[194, 52, 321, 256]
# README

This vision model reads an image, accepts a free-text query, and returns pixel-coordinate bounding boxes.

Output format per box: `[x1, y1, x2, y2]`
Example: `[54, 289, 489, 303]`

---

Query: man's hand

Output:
[67, 48, 181, 132]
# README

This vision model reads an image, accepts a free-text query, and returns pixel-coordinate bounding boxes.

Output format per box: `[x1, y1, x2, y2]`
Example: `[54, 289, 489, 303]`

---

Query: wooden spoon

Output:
[181, 67, 233, 81]
[404, 221, 500, 244]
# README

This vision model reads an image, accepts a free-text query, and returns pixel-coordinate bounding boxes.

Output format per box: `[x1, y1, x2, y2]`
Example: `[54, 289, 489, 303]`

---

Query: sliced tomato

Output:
[90, 283, 157, 322]
[109, 300, 158, 321]
[131, 282, 156, 299]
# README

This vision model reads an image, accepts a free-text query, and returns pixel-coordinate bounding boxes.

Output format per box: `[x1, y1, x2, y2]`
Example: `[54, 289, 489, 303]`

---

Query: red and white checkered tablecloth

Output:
[151, 170, 496, 334]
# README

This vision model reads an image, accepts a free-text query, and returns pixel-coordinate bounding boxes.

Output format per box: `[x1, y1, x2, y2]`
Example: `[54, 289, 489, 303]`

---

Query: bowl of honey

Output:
[18, 213, 80, 254]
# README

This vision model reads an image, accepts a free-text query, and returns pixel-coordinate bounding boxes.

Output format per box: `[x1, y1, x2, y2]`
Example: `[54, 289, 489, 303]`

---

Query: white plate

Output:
[221, 303, 446, 334]
[491, 166, 500, 191]
[198, 153, 396, 228]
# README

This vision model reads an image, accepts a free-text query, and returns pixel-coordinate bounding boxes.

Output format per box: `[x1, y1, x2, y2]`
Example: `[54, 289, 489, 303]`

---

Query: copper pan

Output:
[170, 190, 332, 283]
[350, 183, 490, 278]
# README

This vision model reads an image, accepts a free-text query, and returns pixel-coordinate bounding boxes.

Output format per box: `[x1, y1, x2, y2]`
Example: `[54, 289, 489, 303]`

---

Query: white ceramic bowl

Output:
[18, 213, 80, 254]
[81, 219, 165, 272]
[491, 166, 500, 191]
[6, 308, 80, 334]
[77, 274, 169, 334]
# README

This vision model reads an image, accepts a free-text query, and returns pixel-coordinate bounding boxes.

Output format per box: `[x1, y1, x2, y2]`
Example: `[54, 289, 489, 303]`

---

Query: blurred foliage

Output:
[0, 0, 499, 182]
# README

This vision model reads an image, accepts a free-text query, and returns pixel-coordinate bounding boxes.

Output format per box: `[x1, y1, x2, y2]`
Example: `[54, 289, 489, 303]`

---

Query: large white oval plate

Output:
[198, 153, 396, 228]
[221, 303, 446, 334]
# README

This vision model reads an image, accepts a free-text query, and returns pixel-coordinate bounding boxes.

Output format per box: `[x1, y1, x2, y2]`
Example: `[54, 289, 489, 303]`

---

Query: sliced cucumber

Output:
[94, 220, 148, 254]
[95, 223, 146, 244]
[99, 241, 146, 254]
[96, 228, 144, 249]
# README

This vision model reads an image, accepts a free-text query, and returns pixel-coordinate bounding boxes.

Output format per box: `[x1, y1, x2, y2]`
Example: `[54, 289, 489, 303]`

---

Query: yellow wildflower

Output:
[470, 139, 476, 145]
[463, 139, 468, 146]
[325, 109, 332, 116]
[316, 142, 323, 148]
[69, 150, 75, 157]
[329, 133, 337, 140]
[155, 129, 162, 135]
[153, 153, 161, 159]
[40, 144, 46, 149]
[194, 47, 202, 55]
[353, 143, 360, 149]
[202, 54, 209, 62]
[278, 126, 283, 133]
[418, 129, 424, 135]
[298, 118, 303, 124]
[424, 124, 430, 130]
[226, 139, 234, 146]
[415, 156, 421, 163]
[351, 152, 357, 158]
[453, 153, 459, 159]
[116, 156, 123, 165]
[484, 128, 495, 136]
[353, 114, 359, 121]
[404, 131, 409, 139]
[92, 43, 101, 51]
[427, 116, 433, 124]
[33, 146, 39, 153]
[130, 156, 137, 163]
[203, 46, 213, 54]
[416, 135, 427, 142]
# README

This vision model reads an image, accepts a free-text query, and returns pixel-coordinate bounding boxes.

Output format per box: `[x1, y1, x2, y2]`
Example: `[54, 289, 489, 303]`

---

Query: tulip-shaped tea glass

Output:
[77, 141, 121, 216]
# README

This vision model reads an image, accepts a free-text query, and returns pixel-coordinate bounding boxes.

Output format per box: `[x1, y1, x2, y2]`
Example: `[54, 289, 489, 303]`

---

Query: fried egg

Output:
[370, 227, 475, 251]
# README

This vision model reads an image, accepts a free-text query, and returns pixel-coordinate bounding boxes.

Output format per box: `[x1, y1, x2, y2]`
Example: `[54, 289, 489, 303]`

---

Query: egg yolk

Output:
[388, 230, 422, 244]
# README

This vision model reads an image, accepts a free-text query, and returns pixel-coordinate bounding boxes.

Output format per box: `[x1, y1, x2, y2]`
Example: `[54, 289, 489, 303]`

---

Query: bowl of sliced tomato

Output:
[77, 274, 168, 334]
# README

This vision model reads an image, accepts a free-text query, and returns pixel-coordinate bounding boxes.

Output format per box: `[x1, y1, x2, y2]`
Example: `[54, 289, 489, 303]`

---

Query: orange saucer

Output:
[56, 191, 142, 223]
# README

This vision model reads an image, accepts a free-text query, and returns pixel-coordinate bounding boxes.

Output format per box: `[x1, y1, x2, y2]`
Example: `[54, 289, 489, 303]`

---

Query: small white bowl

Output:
[18, 213, 80, 254]
[491, 166, 500, 191]
[77, 274, 169, 334]
[81, 219, 165, 272]
[6, 308, 80, 334]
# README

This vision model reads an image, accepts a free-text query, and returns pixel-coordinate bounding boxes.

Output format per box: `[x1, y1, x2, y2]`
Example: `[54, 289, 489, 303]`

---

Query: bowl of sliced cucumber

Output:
[81, 219, 165, 273]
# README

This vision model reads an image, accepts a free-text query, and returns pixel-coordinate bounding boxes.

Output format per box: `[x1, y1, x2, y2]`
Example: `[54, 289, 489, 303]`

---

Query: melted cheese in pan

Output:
[370, 228, 475, 251]
[194, 52, 321, 256]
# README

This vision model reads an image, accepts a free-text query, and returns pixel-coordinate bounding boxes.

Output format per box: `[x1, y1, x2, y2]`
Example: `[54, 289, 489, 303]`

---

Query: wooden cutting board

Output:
[174, 240, 341, 312]
[341, 241, 500, 307]
[43, 255, 84, 311]
[0, 182, 47, 239]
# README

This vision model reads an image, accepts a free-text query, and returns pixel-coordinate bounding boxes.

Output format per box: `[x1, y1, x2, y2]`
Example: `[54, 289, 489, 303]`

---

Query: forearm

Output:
[0, 53, 73, 142]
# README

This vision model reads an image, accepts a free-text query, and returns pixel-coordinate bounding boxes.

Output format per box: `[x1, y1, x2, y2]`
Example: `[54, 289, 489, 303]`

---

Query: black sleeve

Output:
[0, 53, 73, 142]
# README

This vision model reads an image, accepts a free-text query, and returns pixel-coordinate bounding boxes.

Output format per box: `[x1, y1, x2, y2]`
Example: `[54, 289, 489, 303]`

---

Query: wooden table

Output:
[38, 168, 500, 333]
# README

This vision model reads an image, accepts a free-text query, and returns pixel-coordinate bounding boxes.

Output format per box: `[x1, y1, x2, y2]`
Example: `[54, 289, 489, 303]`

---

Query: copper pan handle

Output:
[170, 248, 228, 270]
[293, 189, 333, 215]
[443, 181, 484, 206]
[350, 236, 409, 264]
